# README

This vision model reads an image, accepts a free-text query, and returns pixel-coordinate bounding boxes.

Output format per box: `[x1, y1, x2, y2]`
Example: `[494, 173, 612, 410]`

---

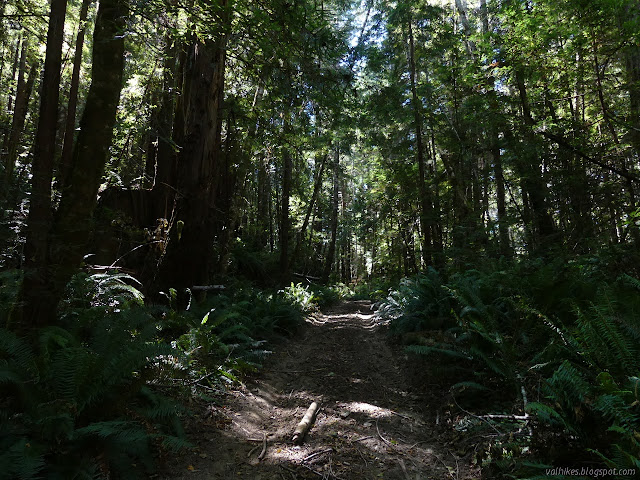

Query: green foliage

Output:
[0, 272, 187, 479]
[282, 282, 316, 312]
[157, 282, 304, 392]
[377, 268, 455, 331]
[377, 257, 640, 475]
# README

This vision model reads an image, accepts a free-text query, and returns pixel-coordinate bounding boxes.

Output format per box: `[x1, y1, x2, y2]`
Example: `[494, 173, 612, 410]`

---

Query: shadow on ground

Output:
[160, 300, 477, 480]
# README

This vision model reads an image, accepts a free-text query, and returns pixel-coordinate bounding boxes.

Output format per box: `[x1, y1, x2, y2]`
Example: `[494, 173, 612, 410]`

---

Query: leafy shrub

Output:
[309, 282, 355, 308]
[282, 282, 316, 312]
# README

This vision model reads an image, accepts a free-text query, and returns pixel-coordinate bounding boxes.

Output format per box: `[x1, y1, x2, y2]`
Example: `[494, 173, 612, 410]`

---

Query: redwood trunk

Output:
[17, 0, 68, 329]
[158, 18, 228, 289]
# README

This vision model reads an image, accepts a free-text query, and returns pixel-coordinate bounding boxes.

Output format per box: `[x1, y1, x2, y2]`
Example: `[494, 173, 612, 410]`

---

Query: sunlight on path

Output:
[162, 301, 472, 480]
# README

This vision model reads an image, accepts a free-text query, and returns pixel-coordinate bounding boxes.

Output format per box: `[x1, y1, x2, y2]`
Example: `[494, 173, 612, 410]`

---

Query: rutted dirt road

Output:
[162, 300, 477, 479]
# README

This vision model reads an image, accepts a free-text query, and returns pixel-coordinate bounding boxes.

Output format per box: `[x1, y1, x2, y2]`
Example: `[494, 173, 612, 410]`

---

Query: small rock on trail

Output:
[161, 300, 476, 479]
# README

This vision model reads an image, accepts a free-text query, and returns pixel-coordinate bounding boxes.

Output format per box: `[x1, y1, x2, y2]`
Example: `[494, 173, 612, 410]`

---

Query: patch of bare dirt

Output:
[160, 300, 479, 479]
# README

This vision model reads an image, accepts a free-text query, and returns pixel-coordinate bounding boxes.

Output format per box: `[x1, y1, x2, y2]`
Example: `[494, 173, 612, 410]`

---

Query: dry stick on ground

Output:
[257, 432, 267, 461]
[292, 401, 320, 444]
[302, 448, 333, 463]
[375, 419, 394, 448]
[390, 410, 413, 421]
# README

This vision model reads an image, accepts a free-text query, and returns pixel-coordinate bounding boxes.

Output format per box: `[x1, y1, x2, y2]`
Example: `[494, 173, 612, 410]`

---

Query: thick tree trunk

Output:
[158, 11, 228, 290]
[513, 68, 556, 251]
[58, 0, 92, 189]
[152, 39, 179, 196]
[46, 0, 127, 312]
[622, 2, 640, 158]
[16, 0, 68, 329]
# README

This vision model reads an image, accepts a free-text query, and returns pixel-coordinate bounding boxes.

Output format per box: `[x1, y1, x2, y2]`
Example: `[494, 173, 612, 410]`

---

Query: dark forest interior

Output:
[1, 0, 640, 478]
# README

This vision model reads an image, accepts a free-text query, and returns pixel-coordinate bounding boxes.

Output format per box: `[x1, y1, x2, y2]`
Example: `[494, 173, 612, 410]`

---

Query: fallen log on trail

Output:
[292, 401, 320, 444]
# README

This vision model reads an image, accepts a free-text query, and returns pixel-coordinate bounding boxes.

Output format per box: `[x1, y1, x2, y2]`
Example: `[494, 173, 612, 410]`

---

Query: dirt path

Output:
[162, 300, 475, 479]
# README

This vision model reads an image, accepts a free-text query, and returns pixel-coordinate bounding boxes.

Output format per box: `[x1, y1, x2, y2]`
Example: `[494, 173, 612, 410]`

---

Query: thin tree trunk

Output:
[58, 0, 92, 189]
[323, 147, 339, 281]
[513, 68, 556, 250]
[5, 34, 21, 115]
[218, 84, 264, 272]
[480, 1, 510, 257]
[3, 40, 37, 194]
[291, 153, 327, 266]
[280, 143, 292, 276]
[407, 18, 432, 268]
[257, 156, 270, 248]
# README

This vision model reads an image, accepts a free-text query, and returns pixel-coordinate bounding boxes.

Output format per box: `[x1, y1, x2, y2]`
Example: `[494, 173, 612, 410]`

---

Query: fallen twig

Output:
[390, 410, 412, 421]
[257, 432, 267, 461]
[247, 445, 259, 458]
[480, 413, 529, 420]
[352, 435, 374, 443]
[302, 448, 333, 463]
[375, 419, 393, 448]
[191, 285, 225, 291]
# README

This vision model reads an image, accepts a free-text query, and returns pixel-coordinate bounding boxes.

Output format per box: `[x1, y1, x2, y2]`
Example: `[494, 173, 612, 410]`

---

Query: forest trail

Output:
[161, 301, 476, 480]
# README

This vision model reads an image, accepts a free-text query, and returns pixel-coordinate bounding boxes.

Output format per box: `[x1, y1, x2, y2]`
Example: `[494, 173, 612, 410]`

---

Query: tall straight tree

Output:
[17, 0, 68, 329]
[406, 14, 432, 268]
[58, 0, 93, 189]
[17, 0, 128, 328]
[2, 38, 37, 194]
[323, 145, 339, 281]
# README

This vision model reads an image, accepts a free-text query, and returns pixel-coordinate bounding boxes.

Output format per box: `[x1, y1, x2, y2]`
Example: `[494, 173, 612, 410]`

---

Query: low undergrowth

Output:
[376, 256, 640, 479]
[0, 272, 306, 479]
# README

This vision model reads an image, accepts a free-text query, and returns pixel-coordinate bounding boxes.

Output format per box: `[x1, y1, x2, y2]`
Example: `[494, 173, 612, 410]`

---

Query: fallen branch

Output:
[191, 285, 226, 291]
[293, 272, 321, 281]
[480, 413, 529, 421]
[292, 401, 320, 444]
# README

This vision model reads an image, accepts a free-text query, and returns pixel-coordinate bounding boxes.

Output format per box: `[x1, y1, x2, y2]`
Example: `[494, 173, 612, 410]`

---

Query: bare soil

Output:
[160, 300, 479, 479]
